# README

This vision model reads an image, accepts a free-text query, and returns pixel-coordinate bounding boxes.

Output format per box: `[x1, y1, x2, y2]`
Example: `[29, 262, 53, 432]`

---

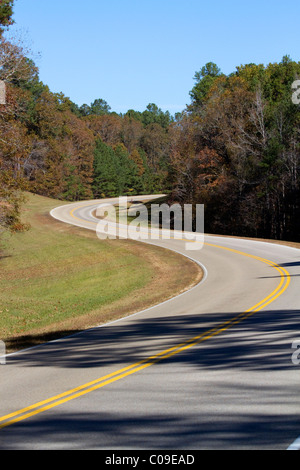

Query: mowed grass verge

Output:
[0, 193, 203, 353]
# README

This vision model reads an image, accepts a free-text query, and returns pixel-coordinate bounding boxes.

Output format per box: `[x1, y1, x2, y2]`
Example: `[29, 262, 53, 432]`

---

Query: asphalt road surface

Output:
[0, 196, 300, 450]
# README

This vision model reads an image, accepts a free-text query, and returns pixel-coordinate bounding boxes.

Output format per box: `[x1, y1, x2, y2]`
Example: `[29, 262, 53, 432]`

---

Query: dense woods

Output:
[1, 1, 300, 242]
[171, 59, 300, 241]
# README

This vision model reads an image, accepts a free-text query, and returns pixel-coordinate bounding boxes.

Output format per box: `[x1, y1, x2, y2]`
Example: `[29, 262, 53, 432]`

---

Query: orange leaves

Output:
[85, 114, 122, 146]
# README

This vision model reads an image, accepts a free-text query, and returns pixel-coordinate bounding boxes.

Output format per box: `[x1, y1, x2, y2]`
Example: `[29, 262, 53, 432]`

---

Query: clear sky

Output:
[8, 0, 300, 115]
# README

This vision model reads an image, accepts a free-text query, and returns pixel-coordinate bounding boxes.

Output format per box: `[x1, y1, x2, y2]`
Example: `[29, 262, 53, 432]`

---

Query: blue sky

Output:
[8, 0, 300, 115]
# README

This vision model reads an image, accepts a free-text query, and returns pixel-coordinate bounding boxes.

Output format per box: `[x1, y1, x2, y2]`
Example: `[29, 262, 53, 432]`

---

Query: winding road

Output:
[0, 196, 300, 450]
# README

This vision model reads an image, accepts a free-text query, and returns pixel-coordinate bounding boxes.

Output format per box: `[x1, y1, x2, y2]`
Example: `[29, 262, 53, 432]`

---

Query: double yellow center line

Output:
[0, 208, 291, 430]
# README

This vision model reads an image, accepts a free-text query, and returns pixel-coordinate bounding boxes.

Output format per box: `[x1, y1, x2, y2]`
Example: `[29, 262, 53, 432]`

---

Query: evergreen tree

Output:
[0, 0, 14, 34]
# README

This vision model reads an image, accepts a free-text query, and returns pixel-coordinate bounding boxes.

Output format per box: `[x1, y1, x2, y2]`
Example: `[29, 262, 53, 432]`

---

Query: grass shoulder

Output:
[0, 193, 203, 353]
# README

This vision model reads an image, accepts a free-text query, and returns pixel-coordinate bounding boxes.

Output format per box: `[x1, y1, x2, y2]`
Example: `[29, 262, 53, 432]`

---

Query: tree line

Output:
[170, 59, 300, 241]
[1, 0, 300, 242]
[0, 1, 174, 234]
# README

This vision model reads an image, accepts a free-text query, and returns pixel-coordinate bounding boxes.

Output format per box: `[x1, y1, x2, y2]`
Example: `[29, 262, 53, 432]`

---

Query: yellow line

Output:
[0, 206, 291, 430]
[70, 205, 98, 225]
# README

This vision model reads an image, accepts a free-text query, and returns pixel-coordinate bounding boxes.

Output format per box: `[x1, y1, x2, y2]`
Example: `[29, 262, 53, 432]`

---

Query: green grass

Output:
[0, 193, 202, 352]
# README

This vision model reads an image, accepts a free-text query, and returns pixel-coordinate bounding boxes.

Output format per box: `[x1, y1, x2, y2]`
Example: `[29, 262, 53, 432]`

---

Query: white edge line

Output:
[47, 202, 300, 450]
[5, 205, 208, 359]
[8, 201, 300, 450]
[87, 202, 300, 453]
[5, 258, 208, 359]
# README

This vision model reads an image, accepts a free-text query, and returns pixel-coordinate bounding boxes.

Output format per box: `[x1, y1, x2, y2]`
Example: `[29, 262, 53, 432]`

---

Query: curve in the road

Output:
[0, 197, 294, 435]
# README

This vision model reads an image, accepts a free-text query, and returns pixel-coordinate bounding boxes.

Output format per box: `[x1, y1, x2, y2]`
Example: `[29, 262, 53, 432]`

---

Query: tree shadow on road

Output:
[3, 307, 300, 450]
[0, 402, 298, 450]
[6, 307, 300, 373]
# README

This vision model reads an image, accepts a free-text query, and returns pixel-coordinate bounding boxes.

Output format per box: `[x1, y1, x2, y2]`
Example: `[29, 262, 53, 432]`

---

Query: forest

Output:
[1, 0, 300, 242]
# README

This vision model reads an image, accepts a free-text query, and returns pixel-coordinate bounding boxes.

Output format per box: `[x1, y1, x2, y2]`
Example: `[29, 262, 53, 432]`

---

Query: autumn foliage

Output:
[1, 3, 300, 242]
[169, 58, 300, 241]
